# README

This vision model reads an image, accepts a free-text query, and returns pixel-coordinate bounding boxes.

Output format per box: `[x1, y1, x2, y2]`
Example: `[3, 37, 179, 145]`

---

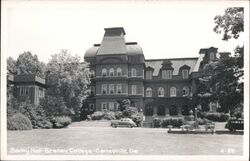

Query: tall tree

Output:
[44, 49, 90, 117]
[15, 51, 46, 78]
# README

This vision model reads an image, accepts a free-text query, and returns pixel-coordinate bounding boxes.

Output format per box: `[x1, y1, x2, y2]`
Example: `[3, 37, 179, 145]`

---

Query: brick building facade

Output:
[84, 27, 220, 120]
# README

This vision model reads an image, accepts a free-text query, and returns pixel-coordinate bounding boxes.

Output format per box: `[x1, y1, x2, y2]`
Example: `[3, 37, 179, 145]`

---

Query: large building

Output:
[84, 27, 220, 121]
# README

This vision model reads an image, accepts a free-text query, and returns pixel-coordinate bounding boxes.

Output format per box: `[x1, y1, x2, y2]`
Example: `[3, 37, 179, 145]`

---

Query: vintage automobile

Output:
[111, 118, 137, 128]
[225, 118, 244, 132]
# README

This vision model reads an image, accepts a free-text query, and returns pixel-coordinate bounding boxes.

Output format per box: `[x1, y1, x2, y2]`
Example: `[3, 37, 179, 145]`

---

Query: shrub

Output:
[161, 118, 184, 128]
[153, 118, 161, 128]
[115, 111, 123, 120]
[52, 116, 72, 128]
[205, 113, 229, 122]
[7, 113, 32, 130]
[184, 115, 194, 121]
[131, 113, 143, 127]
[122, 107, 138, 118]
[91, 111, 104, 120]
[103, 112, 116, 120]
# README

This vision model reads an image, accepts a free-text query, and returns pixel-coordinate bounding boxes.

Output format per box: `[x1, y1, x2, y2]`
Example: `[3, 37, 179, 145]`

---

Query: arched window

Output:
[117, 68, 122, 76]
[170, 87, 177, 97]
[182, 87, 189, 96]
[131, 68, 137, 77]
[146, 87, 152, 97]
[158, 87, 164, 97]
[109, 68, 114, 76]
[102, 68, 107, 77]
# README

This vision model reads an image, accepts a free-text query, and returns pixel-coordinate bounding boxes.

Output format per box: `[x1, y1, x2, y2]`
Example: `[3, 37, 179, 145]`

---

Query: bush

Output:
[52, 116, 72, 128]
[205, 113, 229, 122]
[153, 118, 161, 128]
[131, 113, 143, 127]
[91, 111, 104, 120]
[122, 107, 138, 118]
[103, 112, 116, 120]
[184, 115, 194, 121]
[161, 118, 184, 128]
[115, 111, 123, 120]
[7, 113, 32, 130]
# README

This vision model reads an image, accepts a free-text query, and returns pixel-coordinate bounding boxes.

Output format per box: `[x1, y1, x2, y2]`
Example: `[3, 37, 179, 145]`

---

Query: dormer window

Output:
[182, 69, 189, 79]
[210, 52, 215, 61]
[162, 70, 172, 79]
[146, 71, 152, 80]
[109, 68, 114, 76]
[117, 68, 122, 76]
[102, 68, 107, 77]
[131, 68, 137, 77]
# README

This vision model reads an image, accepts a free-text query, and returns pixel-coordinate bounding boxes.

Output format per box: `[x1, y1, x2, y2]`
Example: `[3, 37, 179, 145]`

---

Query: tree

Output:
[7, 57, 17, 74]
[12, 51, 46, 78]
[195, 7, 244, 115]
[44, 49, 90, 118]
[214, 7, 244, 41]
[117, 99, 131, 111]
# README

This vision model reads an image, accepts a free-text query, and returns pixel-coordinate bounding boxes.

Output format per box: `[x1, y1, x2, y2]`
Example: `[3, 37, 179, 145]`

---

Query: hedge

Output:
[7, 113, 32, 130]
[199, 112, 229, 122]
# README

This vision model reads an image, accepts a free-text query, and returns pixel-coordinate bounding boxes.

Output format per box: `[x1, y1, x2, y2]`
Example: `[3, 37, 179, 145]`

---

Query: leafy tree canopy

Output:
[214, 7, 244, 40]
[45, 49, 90, 117]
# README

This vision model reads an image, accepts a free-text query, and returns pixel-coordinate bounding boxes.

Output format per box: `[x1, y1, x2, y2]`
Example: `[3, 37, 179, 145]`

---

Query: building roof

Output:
[84, 27, 143, 58]
[145, 58, 198, 76]
[14, 74, 46, 86]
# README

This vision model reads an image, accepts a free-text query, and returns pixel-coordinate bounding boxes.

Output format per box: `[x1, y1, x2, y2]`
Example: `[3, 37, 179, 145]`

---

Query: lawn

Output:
[7, 121, 243, 155]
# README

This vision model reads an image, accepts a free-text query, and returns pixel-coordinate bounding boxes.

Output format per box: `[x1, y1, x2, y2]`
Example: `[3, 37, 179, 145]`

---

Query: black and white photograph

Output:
[1, 0, 249, 160]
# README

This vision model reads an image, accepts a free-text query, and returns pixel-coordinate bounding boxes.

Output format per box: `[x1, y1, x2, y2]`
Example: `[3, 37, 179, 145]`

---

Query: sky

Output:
[2, 0, 247, 63]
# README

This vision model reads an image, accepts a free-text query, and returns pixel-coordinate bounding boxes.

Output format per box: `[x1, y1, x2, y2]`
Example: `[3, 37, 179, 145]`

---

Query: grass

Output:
[7, 121, 243, 155]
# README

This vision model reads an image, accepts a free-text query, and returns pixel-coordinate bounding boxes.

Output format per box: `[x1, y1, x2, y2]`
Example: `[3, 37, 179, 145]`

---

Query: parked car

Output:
[111, 118, 137, 128]
[225, 118, 244, 132]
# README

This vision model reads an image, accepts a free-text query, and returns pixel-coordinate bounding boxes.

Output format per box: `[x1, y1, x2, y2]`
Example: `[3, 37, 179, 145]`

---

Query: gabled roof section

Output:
[179, 64, 191, 69]
[97, 27, 127, 55]
[199, 46, 218, 54]
[145, 58, 198, 76]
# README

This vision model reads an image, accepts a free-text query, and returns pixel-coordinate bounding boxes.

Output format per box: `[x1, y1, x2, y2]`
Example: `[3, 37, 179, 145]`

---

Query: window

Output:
[102, 103, 107, 111]
[117, 84, 122, 94]
[146, 87, 152, 97]
[102, 68, 107, 77]
[132, 85, 137, 95]
[109, 68, 114, 76]
[131, 68, 137, 77]
[182, 69, 189, 79]
[158, 87, 164, 97]
[39, 88, 43, 97]
[146, 71, 152, 80]
[89, 104, 94, 111]
[117, 68, 122, 76]
[162, 70, 172, 79]
[109, 84, 114, 94]
[182, 87, 189, 96]
[90, 70, 95, 78]
[109, 102, 115, 111]
[170, 87, 177, 97]
[90, 86, 95, 95]
[210, 52, 215, 60]
[20, 86, 29, 96]
[102, 84, 107, 94]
